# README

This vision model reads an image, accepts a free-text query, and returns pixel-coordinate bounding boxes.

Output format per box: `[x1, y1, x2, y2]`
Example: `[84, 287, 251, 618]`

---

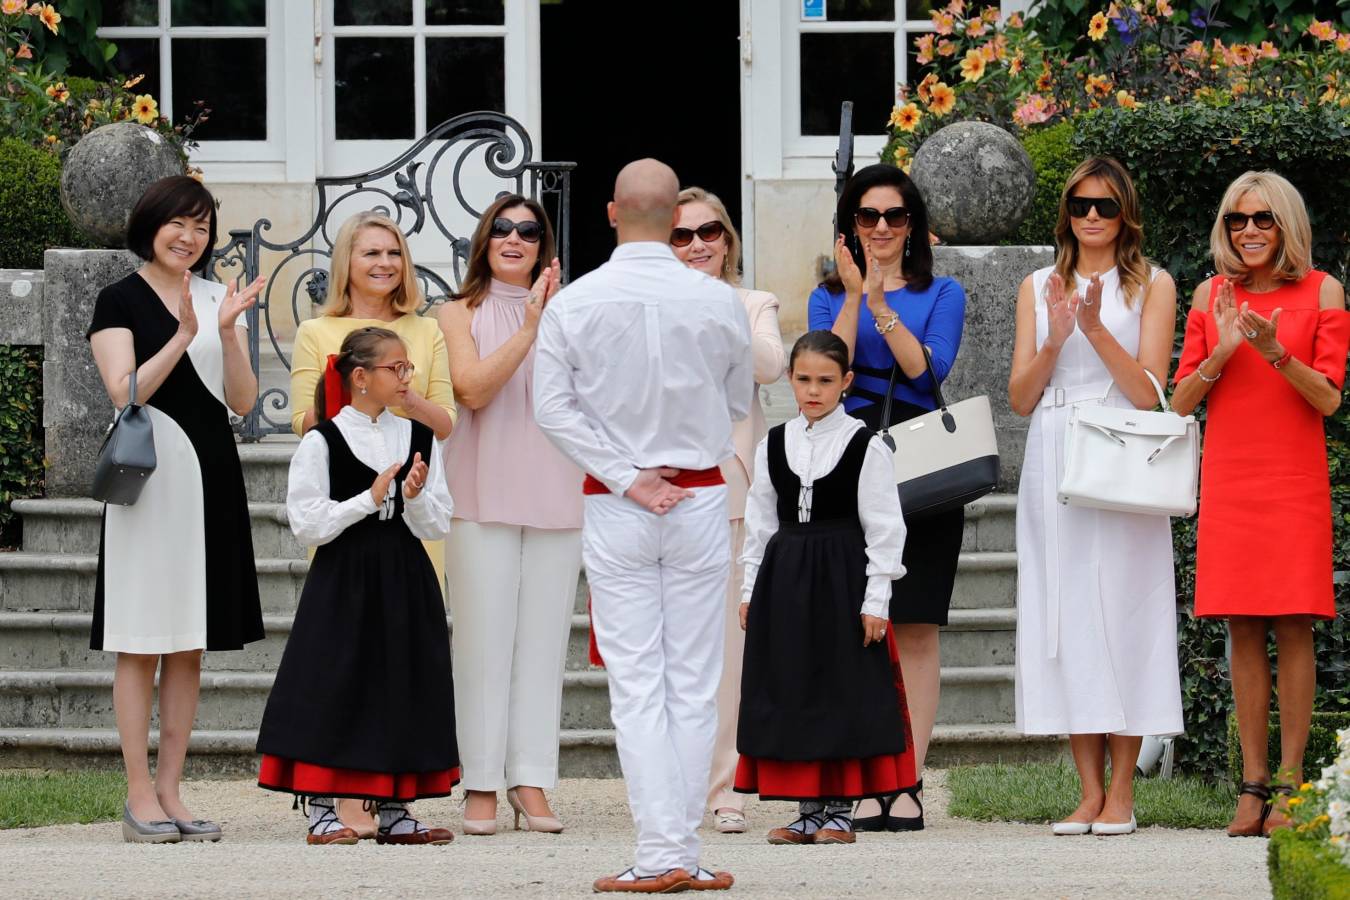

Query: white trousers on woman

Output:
[446, 520, 583, 792]
[706, 518, 746, 813]
[583, 486, 730, 876]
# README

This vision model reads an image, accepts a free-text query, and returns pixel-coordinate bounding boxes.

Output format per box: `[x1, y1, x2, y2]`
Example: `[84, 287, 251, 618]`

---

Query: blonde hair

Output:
[322, 212, 422, 317]
[1210, 171, 1313, 285]
[676, 187, 742, 285]
[1053, 157, 1152, 308]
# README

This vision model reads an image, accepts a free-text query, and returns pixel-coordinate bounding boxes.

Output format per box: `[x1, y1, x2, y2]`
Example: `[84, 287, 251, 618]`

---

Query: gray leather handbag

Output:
[91, 370, 157, 505]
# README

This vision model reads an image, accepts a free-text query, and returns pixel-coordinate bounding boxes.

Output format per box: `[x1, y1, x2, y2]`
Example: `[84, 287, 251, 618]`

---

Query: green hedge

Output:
[1227, 711, 1350, 786]
[0, 347, 44, 548]
[1268, 828, 1350, 900]
[0, 138, 89, 270]
[1071, 101, 1350, 779]
[1010, 121, 1079, 248]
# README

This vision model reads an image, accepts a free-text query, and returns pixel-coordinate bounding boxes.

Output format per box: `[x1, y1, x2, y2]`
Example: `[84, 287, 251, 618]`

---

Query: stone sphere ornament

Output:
[59, 122, 186, 248]
[910, 121, 1036, 245]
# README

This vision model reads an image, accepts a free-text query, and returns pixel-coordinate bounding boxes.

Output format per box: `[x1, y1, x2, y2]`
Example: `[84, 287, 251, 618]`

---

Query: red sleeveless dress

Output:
[1174, 271, 1350, 619]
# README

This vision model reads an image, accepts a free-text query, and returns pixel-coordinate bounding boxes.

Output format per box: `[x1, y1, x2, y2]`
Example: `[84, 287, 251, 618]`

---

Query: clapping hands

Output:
[1045, 273, 1078, 349]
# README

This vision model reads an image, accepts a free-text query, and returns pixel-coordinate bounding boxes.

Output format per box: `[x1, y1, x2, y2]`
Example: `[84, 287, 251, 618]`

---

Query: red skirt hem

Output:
[257, 755, 459, 802]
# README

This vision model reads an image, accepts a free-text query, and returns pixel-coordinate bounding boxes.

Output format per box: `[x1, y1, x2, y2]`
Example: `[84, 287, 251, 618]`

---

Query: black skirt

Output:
[848, 399, 964, 626]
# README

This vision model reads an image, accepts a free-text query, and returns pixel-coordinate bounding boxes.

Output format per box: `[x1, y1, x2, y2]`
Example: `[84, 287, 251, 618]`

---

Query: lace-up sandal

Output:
[887, 778, 925, 832]
[374, 801, 454, 845]
[766, 810, 826, 845]
[592, 867, 693, 893]
[301, 797, 359, 846]
[1226, 781, 1271, 837]
[813, 809, 856, 845]
[1263, 784, 1296, 836]
[688, 867, 735, 891]
[852, 794, 896, 833]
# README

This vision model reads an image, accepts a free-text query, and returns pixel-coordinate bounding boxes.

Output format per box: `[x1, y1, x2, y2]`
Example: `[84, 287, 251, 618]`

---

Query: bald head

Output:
[609, 159, 679, 243]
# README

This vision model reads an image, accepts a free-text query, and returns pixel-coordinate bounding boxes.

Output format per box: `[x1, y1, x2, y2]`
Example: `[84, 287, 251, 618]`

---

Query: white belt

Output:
[1038, 380, 1112, 659]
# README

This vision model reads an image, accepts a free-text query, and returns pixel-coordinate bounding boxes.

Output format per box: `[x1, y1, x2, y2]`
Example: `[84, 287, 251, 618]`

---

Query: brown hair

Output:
[312, 326, 404, 423]
[675, 186, 742, 285]
[789, 330, 850, 376]
[1210, 171, 1313, 285]
[455, 194, 556, 309]
[1053, 157, 1151, 308]
[321, 212, 422, 317]
[823, 163, 935, 294]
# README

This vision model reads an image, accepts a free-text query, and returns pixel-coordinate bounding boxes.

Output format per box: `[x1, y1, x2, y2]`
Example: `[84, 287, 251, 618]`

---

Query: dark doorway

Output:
[541, 0, 742, 278]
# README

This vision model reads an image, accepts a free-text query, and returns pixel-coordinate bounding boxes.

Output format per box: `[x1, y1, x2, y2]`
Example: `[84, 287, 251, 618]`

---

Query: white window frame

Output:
[320, 0, 537, 177]
[96, 0, 288, 166]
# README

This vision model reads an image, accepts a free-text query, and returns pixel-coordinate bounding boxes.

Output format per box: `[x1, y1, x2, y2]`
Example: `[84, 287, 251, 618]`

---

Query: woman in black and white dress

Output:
[87, 176, 266, 843]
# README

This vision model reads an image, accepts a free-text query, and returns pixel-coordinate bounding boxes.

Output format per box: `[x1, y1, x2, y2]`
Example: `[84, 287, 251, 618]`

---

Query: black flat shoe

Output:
[887, 778, 924, 832]
[852, 793, 897, 832]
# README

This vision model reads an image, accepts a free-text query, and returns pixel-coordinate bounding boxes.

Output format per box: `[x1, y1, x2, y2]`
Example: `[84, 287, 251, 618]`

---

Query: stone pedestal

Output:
[933, 244, 1055, 490]
[0, 270, 44, 345]
[41, 249, 139, 497]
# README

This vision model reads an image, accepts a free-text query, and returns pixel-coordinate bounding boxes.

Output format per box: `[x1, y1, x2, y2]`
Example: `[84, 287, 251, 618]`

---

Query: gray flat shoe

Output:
[122, 803, 180, 844]
[172, 818, 223, 842]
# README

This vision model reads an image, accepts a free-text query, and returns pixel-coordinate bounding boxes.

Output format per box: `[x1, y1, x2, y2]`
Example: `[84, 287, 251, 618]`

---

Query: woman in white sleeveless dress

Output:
[1008, 158, 1184, 836]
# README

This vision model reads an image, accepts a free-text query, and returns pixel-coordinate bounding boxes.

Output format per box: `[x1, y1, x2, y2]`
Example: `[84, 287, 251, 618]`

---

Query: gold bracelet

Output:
[874, 313, 900, 335]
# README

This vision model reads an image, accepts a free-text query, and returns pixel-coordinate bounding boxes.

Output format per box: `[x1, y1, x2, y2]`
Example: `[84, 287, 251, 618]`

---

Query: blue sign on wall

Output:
[802, 0, 826, 21]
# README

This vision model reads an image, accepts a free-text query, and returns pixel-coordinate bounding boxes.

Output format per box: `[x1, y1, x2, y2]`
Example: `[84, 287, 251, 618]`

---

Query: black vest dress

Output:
[256, 419, 458, 777]
[737, 425, 907, 762]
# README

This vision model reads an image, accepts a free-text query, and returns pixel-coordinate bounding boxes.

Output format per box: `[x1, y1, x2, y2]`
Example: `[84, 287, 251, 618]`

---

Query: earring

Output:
[360, 387, 367, 395]
[904, 235, 912, 258]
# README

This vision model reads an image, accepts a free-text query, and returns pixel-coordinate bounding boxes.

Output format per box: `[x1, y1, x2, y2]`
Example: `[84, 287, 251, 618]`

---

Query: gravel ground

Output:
[0, 772, 1269, 899]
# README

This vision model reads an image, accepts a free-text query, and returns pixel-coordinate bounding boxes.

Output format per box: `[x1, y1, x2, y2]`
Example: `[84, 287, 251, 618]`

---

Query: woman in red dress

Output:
[1173, 171, 1349, 837]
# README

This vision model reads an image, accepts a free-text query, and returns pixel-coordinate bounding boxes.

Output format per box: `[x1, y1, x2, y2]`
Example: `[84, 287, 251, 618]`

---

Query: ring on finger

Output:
[1245, 329, 1258, 339]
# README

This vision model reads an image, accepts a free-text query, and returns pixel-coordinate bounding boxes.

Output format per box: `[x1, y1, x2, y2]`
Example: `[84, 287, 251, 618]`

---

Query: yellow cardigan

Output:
[289, 313, 457, 597]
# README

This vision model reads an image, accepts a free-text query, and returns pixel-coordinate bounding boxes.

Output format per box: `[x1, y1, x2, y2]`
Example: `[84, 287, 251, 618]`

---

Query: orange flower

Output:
[959, 48, 986, 82]
[1085, 73, 1113, 97]
[1008, 54, 1024, 76]
[890, 102, 923, 133]
[123, 73, 145, 89]
[1116, 89, 1138, 109]
[132, 93, 159, 124]
[937, 39, 957, 57]
[1337, 33, 1350, 53]
[982, 6, 999, 23]
[1007, 11, 1023, 28]
[15, 42, 32, 59]
[1035, 64, 1054, 92]
[917, 72, 939, 104]
[44, 133, 57, 144]
[1308, 20, 1337, 41]
[915, 34, 935, 65]
[893, 144, 909, 161]
[44, 81, 68, 103]
[932, 11, 955, 35]
[945, 0, 965, 14]
[1, 0, 26, 14]
[1231, 43, 1256, 65]
[1184, 40, 1205, 60]
[1259, 41, 1279, 59]
[980, 41, 997, 62]
[1155, 0, 1173, 13]
[37, 2, 59, 34]
[1088, 12, 1109, 41]
[966, 17, 988, 37]
[927, 82, 956, 116]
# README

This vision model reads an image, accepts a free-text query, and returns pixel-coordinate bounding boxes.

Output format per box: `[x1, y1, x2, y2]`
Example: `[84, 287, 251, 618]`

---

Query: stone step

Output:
[11, 498, 302, 558]
[0, 659, 1014, 733]
[237, 442, 299, 504]
[0, 723, 1063, 777]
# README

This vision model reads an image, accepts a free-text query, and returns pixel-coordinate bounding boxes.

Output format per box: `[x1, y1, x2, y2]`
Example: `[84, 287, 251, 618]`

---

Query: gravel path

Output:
[0, 773, 1268, 898]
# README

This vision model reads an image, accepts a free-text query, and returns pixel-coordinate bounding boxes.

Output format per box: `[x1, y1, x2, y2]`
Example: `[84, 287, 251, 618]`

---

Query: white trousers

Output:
[583, 486, 730, 876]
[707, 518, 746, 813]
[446, 520, 583, 792]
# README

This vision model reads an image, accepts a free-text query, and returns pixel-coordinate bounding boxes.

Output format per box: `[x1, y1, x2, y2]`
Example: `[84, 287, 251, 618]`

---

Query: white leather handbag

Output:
[1057, 370, 1199, 517]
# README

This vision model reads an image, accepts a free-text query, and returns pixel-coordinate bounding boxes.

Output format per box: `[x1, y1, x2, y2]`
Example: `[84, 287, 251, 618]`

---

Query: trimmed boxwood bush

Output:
[1009, 121, 1079, 248]
[1268, 828, 1350, 900]
[0, 347, 44, 549]
[0, 138, 89, 270]
[1073, 101, 1350, 779]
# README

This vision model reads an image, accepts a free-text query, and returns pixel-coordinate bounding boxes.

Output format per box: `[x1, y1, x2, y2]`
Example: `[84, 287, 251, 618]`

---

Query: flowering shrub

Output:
[882, 0, 1350, 168]
[1, 3, 204, 161]
[1265, 728, 1350, 897]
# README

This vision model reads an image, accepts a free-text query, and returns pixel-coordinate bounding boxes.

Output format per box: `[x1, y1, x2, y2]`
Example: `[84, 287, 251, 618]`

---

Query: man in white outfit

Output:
[534, 159, 752, 893]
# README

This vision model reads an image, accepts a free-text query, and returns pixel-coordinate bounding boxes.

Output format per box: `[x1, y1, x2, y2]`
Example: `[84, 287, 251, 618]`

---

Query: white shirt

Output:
[740, 405, 907, 619]
[533, 242, 754, 495]
[287, 406, 454, 546]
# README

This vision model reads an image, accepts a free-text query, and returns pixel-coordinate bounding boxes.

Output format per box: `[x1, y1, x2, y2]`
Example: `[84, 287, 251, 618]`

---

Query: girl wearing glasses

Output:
[1172, 171, 1348, 836]
[669, 187, 785, 835]
[259, 326, 459, 846]
[808, 163, 965, 832]
[437, 195, 581, 835]
[1008, 157, 1182, 836]
[287, 210, 457, 836]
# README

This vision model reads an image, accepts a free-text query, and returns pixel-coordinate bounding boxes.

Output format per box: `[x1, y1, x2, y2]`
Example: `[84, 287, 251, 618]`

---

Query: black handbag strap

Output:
[878, 345, 955, 448]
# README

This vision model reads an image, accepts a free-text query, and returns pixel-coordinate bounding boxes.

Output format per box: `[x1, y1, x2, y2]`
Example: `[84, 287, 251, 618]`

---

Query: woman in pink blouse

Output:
[437, 196, 582, 835]
[671, 187, 786, 834]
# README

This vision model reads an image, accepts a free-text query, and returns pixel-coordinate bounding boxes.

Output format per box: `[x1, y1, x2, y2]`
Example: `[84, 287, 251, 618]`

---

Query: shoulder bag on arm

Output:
[91, 369, 157, 505]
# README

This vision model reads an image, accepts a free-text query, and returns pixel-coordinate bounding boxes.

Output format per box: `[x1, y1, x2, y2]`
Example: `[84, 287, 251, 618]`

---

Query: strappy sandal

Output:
[1226, 781, 1271, 837]
[814, 810, 856, 844]
[887, 778, 925, 832]
[852, 793, 897, 833]
[766, 810, 826, 845]
[298, 797, 359, 846]
[1263, 783, 1296, 836]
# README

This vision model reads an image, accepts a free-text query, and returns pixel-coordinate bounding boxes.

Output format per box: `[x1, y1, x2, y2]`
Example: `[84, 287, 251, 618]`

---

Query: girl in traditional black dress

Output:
[256, 327, 459, 846]
[734, 331, 917, 845]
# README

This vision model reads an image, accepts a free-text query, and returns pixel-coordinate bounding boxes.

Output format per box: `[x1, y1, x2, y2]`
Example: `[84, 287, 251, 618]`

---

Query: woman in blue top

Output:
[808, 163, 967, 833]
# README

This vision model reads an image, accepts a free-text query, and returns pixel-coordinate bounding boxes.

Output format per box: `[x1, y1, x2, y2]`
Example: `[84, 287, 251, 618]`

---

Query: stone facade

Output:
[0, 269, 43, 346]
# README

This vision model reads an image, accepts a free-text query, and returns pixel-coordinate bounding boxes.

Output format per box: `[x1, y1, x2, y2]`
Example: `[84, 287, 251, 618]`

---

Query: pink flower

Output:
[2, 0, 27, 14]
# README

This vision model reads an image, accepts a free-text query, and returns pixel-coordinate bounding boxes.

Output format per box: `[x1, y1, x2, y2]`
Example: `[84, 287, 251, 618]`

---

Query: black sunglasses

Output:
[1223, 210, 1277, 232]
[671, 221, 726, 247]
[489, 217, 543, 243]
[854, 206, 911, 229]
[1066, 196, 1121, 219]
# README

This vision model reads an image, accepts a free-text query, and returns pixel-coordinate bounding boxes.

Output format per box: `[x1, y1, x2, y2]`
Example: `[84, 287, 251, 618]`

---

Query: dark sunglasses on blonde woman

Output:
[854, 206, 911, 229]
[670, 221, 725, 247]
[1066, 196, 1121, 219]
[490, 217, 543, 242]
[1223, 210, 1277, 232]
